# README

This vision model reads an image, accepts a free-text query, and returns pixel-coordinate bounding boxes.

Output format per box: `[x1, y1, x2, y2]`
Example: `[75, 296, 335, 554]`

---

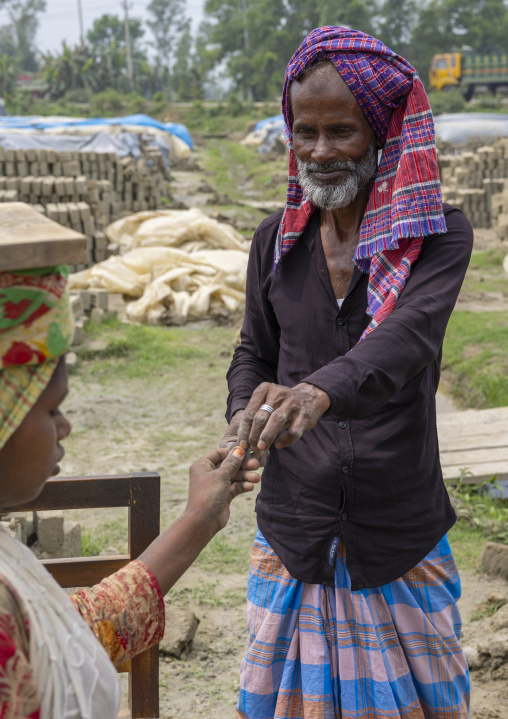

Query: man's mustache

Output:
[300, 160, 356, 173]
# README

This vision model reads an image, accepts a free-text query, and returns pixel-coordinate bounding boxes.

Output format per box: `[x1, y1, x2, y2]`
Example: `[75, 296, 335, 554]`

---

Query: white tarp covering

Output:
[69, 208, 249, 325]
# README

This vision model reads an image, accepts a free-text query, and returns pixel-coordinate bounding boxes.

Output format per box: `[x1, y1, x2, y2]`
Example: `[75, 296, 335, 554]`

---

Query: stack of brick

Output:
[0, 143, 171, 270]
[69, 287, 112, 349]
[0, 510, 82, 559]
[438, 138, 508, 236]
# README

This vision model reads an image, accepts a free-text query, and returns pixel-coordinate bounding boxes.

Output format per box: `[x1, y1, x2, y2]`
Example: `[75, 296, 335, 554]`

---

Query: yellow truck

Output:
[429, 52, 508, 99]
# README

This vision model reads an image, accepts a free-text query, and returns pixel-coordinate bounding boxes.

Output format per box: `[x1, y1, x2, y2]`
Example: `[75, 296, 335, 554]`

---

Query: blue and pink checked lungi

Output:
[237, 531, 469, 719]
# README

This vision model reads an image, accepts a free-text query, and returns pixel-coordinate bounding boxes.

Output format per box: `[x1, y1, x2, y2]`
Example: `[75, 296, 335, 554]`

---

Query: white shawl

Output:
[0, 525, 120, 718]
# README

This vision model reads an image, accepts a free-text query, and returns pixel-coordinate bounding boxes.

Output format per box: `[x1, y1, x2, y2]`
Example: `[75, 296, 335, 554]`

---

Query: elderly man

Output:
[224, 27, 472, 719]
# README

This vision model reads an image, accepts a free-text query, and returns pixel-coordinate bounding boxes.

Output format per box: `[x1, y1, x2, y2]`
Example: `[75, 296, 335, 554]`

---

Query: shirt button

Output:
[341, 513, 348, 521]
[339, 421, 347, 429]
[342, 466, 349, 474]
[336, 317, 344, 326]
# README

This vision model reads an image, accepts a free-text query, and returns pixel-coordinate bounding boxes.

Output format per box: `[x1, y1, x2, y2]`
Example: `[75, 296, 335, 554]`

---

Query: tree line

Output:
[1, 0, 508, 103]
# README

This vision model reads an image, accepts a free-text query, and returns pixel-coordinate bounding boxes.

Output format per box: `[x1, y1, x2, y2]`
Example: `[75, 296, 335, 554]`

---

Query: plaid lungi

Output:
[237, 531, 469, 719]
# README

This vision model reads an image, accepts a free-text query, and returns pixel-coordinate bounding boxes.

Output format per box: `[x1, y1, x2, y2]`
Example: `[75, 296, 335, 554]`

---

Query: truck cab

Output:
[429, 53, 462, 92]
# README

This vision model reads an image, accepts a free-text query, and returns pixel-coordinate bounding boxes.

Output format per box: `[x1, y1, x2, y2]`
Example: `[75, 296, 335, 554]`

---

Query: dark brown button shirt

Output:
[226, 204, 473, 590]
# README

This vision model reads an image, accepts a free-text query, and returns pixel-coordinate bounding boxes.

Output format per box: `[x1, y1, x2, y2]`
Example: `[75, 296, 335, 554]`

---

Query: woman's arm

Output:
[71, 446, 259, 664]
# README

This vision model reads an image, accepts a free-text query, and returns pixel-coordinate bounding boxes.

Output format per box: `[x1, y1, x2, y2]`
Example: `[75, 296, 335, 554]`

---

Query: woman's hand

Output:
[184, 446, 261, 535]
[139, 446, 261, 596]
[237, 382, 331, 452]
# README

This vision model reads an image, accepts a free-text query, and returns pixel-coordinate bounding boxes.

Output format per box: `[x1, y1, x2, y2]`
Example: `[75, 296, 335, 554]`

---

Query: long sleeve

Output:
[70, 559, 165, 667]
[226, 213, 282, 421]
[304, 207, 474, 418]
[0, 580, 40, 719]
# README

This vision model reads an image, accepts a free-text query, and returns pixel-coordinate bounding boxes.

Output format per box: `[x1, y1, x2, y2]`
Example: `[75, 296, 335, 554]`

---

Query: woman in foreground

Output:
[0, 264, 260, 718]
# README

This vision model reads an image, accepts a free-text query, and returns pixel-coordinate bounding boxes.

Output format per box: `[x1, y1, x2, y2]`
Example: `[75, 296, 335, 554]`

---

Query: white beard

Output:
[296, 139, 378, 210]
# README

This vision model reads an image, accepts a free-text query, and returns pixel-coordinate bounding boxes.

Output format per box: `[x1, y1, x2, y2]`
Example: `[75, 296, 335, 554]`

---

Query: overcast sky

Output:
[30, 0, 205, 54]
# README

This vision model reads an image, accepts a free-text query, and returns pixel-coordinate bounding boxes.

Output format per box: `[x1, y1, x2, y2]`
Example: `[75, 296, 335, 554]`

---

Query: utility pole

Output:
[122, 0, 134, 92]
[242, 0, 253, 102]
[77, 0, 85, 45]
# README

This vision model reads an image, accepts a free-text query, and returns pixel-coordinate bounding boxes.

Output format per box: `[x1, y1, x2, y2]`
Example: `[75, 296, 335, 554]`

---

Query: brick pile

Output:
[0, 144, 171, 270]
[438, 138, 508, 240]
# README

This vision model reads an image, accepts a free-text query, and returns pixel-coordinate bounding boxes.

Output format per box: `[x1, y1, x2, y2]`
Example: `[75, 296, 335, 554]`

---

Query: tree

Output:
[86, 13, 148, 92]
[87, 13, 145, 57]
[0, 52, 17, 95]
[202, 0, 323, 100]
[0, 0, 47, 71]
[171, 20, 208, 100]
[376, 0, 418, 53]
[442, 0, 508, 53]
[318, 0, 374, 35]
[147, 0, 187, 80]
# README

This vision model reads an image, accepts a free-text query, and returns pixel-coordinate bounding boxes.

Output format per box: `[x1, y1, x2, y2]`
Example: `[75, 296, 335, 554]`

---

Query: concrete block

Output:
[70, 293, 84, 319]
[5, 513, 29, 544]
[34, 510, 64, 553]
[0, 520, 20, 542]
[65, 351, 78, 368]
[72, 317, 85, 346]
[79, 290, 92, 311]
[89, 289, 109, 311]
[159, 604, 200, 657]
[60, 520, 82, 557]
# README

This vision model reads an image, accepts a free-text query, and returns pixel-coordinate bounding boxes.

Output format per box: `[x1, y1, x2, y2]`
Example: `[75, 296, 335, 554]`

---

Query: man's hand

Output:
[237, 382, 331, 452]
[220, 409, 245, 449]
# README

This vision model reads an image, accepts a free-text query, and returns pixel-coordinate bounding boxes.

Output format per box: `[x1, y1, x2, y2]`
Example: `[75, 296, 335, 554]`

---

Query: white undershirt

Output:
[337, 299, 344, 309]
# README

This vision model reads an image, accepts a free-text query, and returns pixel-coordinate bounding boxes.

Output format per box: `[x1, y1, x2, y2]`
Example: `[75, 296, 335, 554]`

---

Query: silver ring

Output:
[260, 404, 275, 415]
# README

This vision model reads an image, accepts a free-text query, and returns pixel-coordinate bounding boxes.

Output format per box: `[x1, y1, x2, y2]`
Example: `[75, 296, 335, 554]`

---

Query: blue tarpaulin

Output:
[0, 113, 193, 149]
[254, 114, 284, 132]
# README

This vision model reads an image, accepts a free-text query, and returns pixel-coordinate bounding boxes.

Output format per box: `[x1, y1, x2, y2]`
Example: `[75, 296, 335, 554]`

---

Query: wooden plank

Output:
[443, 461, 508, 483]
[130, 647, 159, 719]
[439, 431, 508, 452]
[440, 447, 508, 466]
[0, 474, 140, 513]
[437, 406, 508, 430]
[42, 555, 130, 587]
[0, 202, 85, 270]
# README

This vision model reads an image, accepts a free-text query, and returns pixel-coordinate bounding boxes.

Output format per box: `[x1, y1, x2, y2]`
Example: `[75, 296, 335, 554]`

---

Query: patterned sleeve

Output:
[70, 559, 165, 667]
[0, 577, 40, 718]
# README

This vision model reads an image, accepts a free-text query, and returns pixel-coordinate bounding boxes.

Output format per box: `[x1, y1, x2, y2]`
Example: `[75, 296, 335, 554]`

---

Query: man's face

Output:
[291, 63, 378, 210]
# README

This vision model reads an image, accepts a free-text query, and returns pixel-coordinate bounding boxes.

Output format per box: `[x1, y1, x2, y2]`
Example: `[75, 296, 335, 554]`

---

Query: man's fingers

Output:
[257, 406, 293, 450]
[237, 384, 271, 444]
[275, 415, 310, 449]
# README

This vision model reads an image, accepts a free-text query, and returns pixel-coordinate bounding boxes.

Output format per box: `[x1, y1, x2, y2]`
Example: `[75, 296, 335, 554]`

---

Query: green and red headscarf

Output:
[0, 266, 73, 449]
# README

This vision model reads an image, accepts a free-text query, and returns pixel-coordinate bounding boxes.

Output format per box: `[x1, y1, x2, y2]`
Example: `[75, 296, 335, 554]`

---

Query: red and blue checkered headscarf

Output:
[277, 26, 446, 338]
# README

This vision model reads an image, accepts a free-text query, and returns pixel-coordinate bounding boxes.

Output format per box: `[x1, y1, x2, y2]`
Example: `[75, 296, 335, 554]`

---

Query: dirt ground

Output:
[63, 140, 508, 717]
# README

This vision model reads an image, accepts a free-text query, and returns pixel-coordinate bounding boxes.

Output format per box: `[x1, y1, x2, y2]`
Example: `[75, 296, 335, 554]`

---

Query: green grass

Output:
[448, 522, 488, 573]
[443, 310, 508, 408]
[73, 316, 222, 382]
[202, 139, 287, 204]
[81, 518, 127, 556]
[461, 247, 508, 295]
[195, 532, 252, 575]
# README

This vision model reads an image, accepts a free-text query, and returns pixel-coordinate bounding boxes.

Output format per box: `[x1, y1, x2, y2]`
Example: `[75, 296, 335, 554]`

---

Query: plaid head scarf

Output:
[277, 26, 446, 339]
[0, 266, 74, 449]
